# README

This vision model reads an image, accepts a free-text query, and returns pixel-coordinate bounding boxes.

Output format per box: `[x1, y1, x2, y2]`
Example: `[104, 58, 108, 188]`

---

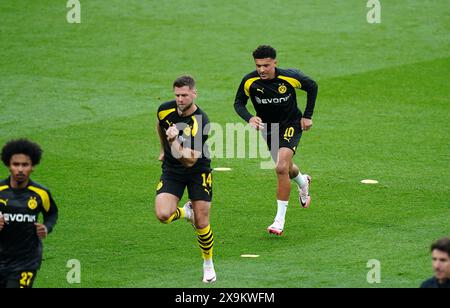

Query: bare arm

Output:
[169, 140, 201, 168]
[166, 125, 200, 168]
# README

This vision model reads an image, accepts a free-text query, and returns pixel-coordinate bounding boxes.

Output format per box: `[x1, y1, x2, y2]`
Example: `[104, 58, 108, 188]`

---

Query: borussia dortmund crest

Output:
[278, 84, 287, 94]
[184, 126, 192, 137]
[28, 197, 38, 210]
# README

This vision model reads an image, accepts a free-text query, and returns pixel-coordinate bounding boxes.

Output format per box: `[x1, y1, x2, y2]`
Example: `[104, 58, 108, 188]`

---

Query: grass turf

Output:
[0, 0, 449, 287]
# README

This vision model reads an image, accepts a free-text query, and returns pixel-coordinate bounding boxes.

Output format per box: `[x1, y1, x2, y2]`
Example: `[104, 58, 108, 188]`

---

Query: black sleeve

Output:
[234, 78, 254, 123]
[43, 193, 58, 234]
[297, 71, 318, 119]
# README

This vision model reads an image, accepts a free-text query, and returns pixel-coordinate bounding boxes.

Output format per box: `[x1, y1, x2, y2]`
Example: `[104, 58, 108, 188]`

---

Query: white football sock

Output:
[204, 259, 214, 268]
[292, 173, 306, 187]
[275, 200, 288, 222]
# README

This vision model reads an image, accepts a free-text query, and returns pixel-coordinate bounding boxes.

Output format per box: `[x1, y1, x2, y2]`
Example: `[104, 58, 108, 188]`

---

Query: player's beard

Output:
[178, 101, 193, 113]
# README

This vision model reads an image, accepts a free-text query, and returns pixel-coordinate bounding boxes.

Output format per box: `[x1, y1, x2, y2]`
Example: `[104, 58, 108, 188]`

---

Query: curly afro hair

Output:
[1, 139, 43, 166]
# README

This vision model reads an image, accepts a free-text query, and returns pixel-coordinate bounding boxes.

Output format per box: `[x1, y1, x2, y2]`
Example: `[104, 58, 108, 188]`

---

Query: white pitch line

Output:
[361, 179, 379, 184]
[214, 167, 232, 171]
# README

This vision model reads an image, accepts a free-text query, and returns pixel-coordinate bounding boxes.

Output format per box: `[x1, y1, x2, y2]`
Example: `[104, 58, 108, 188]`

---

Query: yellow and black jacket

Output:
[234, 67, 318, 128]
[0, 178, 58, 273]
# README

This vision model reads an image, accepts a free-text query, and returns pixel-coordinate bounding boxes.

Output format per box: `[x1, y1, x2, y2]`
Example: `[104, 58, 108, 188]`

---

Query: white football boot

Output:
[299, 175, 311, 208]
[202, 264, 217, 283]
[267, 219, 285, 236]
[182, 201, 195, 224]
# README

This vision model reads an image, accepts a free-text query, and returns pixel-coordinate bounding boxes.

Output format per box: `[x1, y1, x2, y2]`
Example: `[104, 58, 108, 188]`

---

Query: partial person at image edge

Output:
[420, 237, 450, 288]
[0, 139, 58, 288]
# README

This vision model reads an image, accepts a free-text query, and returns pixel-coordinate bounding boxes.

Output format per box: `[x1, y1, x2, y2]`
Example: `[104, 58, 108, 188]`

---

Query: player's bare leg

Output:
[268, 148, 293, 235]
[276, 148, 293, 201]
[289, 162, 299, 179]
[191, 200, 216, 283]
[155, 193, 181, 223]
[191, 200, 210, 230]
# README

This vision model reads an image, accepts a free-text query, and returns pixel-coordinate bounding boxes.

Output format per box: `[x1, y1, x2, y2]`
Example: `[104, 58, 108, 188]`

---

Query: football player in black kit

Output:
[155, 75, 216, 283]
[0, 139, 58, 288]
[234, 45, 318, 235]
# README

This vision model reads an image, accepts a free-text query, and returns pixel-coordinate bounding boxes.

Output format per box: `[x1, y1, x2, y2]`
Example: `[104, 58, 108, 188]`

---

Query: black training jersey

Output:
[157, 100, 211, 174]
[234, 67, 318, 127]
[0, 178, 58, 273]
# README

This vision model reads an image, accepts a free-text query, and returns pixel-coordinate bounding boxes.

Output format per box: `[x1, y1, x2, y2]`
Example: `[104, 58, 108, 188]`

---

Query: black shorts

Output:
[0, 270, 37, 289]
[264, 122, 303, 159]
[156, 169, 213, 202]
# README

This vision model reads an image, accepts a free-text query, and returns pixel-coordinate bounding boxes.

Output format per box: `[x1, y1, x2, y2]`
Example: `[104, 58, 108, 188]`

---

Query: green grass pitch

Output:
[1, 0, 449, 288]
